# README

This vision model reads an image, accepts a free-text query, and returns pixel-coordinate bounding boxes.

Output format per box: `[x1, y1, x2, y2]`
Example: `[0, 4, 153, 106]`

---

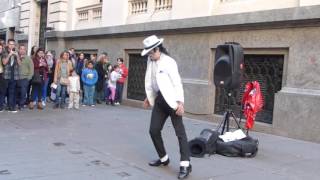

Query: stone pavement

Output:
[0, 105, 320, 180]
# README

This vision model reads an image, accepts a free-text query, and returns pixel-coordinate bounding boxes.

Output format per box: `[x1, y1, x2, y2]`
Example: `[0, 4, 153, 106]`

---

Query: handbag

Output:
[31, 71, 43, 84]
[59, 77, 69, 85]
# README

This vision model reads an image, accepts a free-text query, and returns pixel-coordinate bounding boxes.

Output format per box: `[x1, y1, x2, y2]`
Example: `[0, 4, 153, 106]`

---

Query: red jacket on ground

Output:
[117, 64, 128, 84]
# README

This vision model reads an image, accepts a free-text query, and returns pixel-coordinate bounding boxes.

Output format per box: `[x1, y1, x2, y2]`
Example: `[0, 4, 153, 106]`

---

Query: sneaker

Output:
[114, 102, 120, 106]
[9, 108, 18, 113]
[0, 108, 4, 112]
[82, 104, 86, 107]
[91, 104, 95, 107]
[42, 101, 46, 107]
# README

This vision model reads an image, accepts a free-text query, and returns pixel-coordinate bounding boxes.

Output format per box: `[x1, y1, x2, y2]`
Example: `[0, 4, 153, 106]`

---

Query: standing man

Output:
[2, 39, 21, 112]
[142, 35, 191, 179]
[114, 57, 128, 105]
[0, 43, 7, 112]
[18, 44, 34, 110]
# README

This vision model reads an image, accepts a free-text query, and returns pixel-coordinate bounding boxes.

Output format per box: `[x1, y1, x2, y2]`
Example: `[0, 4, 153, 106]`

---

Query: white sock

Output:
[180, 161, 190, 167]
[160, 154, 169, 162]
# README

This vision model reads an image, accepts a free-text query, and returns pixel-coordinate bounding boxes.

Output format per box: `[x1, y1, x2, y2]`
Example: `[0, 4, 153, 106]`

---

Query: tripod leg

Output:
[226, 111, 230, 132]
[221, 111, 228, 134]
[216, 112, 226, 131]
[230, 112, 241, 129]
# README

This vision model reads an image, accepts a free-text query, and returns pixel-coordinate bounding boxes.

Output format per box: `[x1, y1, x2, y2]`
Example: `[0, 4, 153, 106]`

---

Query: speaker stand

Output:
[216, 91, 241, 135]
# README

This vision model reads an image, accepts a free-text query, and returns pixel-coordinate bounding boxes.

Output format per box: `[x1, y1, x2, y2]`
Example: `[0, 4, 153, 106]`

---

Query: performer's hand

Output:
[175, 102, 184, 116]
[143, 98, 150, 109]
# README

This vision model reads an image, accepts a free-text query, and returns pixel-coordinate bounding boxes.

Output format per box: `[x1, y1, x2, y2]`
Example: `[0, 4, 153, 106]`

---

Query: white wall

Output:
[212, 0, 299, 15]
[172, 0, 213, 19]
[300, 0, 320, 6]
[102, 0, 128, 27]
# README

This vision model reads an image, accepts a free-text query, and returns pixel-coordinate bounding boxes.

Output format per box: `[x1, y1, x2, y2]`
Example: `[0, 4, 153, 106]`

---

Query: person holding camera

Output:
[2, 39, 21, 112]
[29, 48, 48, 110]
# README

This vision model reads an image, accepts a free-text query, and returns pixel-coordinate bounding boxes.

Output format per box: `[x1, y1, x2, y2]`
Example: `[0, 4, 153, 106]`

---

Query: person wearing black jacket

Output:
[95, 53, 109, 104]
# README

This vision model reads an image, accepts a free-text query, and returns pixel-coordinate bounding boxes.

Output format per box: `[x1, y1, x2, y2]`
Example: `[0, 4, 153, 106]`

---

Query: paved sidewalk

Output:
[0, 105, 320, 180]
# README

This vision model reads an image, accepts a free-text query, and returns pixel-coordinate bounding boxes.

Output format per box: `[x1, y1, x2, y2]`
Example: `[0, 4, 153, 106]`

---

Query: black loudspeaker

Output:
[214, 43, 244, 89]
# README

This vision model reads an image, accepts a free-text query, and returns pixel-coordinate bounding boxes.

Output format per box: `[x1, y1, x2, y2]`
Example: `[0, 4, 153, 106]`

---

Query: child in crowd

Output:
[108, 65, 121, 105]
[81, 61, 98, 106]
[68, 70, 80, 109]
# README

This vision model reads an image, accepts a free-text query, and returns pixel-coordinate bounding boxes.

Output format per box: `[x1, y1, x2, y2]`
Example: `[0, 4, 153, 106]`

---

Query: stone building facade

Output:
[1, 0, 320, 143]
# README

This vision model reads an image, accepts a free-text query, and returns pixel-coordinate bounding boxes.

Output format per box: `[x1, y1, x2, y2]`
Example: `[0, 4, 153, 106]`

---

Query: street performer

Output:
[142, 35, 192, 179]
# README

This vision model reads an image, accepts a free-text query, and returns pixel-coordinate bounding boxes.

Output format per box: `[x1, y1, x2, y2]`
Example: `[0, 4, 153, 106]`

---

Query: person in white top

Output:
[67, 70, 81, 109]
[142, 35, 191, 179]
[108, 65, 121, 105]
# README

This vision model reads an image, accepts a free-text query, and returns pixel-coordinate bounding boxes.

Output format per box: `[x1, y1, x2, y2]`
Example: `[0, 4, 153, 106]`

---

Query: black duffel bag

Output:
[189, 129, 220, 158]
[216, 136, 258, 157]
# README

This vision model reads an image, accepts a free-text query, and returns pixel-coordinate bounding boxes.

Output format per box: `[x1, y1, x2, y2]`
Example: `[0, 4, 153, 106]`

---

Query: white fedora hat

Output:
[141, 35, 164, 56]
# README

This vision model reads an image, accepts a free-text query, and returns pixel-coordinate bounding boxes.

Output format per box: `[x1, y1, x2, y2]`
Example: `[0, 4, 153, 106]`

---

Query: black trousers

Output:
[149, 92, 190, 161]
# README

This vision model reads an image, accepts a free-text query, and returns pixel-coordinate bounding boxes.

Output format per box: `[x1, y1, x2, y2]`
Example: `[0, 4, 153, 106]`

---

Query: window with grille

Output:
[127, 54, 148, 101]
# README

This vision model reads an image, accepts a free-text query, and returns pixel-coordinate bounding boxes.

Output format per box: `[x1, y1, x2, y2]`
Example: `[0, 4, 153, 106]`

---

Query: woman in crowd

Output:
[95, 54, 108, 104]
[29, 48, 48, 110]
[45, 50, 56, 102]
[53, 50, 73, 109]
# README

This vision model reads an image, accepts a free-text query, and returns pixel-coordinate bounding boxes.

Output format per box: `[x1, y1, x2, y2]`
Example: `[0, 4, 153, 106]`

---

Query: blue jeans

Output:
[42, 78, 49, 102]
[83, 85, 95, 105]
[18, 79, 29, 107]
[55, 84, 67, 105]
[7, 79, 17, 110]
[115, 82, 124, 103]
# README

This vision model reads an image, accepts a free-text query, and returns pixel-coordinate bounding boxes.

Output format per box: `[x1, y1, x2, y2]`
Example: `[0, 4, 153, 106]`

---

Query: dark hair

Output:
[78, 52, 84, 59]
[19, 44, 26, 48]
[112, 64, 119, 71]
[157, 44, 169, 55]
[117, 57, 124, 63]
[87, 60, 94, 66]
[101, 52, 108, 56]
[31, 46, 37, 56]
[7, 39, 15, 43]
[35, 48, 45, 57]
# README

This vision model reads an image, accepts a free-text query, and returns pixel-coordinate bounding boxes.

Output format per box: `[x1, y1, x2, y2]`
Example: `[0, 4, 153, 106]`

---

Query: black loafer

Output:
[148, 158, 170, 167]
[178, 165, 192, 179]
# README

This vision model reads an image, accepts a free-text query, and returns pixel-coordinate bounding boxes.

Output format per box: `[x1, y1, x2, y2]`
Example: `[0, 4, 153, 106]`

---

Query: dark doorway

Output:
[127, 54, 148, 101]
[214, 54, 284, 124]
